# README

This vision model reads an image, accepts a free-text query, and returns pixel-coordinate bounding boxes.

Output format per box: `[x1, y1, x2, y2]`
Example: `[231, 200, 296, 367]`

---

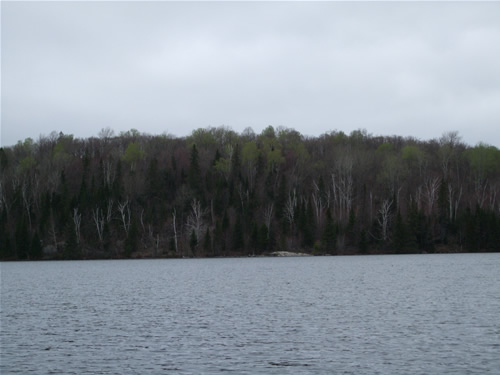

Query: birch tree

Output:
[118, 200, 131, 236]
[186, 199, 207, 244]
[377, 199, 393, 242]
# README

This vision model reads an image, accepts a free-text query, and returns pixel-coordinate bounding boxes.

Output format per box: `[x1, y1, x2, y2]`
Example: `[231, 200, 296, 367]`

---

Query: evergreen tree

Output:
[213, 220, 223, 257]
[259, 224, 269, 252]
[346, 206, 356, 245]
[230, 143, 241, 183]
[302, 199, 315, 248]
[232, 214, 244, 251]
[188, 144, 201, 193]
[169, 237, 176, 254]
[359, 229, 368, 254]
[0, 208, 13, 259]
[250, 222, 259, 254]
[124, 221, 138, 258]
[0, 147, 8, 172]
[15, 218, 30, 260]
[30, 231, 43, 260]
[190, 229, 198, 256]
[63, 222, 79, 260]
[203, 228, 212, 255]
[393, 210, 408, 253]
[322, 208, 337, 254]
[438, 179, 449, 243]
[275, 174, 287, 220]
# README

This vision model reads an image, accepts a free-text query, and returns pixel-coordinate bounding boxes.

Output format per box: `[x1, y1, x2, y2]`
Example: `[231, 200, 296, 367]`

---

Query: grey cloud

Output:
[2, 1, 500, 147]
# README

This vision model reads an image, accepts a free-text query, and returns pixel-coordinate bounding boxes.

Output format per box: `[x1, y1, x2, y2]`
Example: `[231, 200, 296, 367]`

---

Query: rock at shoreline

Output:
[269, 251, 310, 257]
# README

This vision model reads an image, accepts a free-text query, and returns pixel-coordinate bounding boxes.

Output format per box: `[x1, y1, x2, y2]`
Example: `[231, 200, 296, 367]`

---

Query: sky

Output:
[2, 1, 500, 148]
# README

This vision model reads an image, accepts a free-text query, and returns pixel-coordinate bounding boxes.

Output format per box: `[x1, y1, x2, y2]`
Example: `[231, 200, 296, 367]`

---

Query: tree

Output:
[189, 229, 198, 256]
[392, 210, 408, 253]
[242, 141, 260, 189]
[203, 228, 212, 255]
[15, 218, 30, 259]
[377, 199, 393, 243]
[124, 220, 138, 258]
[188, 144, 201, 193]
[232, 214, 244, 251]
[30, 231, 43, 259]
[322, 208, 337, 254]
[122, 142, 144, 171]
[63, 221, 79, 260]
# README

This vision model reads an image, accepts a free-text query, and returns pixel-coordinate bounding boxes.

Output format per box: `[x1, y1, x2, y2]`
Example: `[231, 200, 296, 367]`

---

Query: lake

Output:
[1, 254, 499, 374]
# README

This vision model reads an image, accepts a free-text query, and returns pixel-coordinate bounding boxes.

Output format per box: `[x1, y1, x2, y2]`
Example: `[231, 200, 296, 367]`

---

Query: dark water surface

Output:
[1, 254, 499, 374]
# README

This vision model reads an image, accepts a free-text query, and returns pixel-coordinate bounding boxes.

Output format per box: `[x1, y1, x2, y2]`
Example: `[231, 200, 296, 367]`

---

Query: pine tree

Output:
[393, 210, 408, 253]
[359, 229, 368, 254]
[124, 221, 138, 258]
[322, 208, 337, 254]
[259, 224, 270, 252]
[250, 222, 259, 254]
[275, 174, 287, 221]
[203, 228, 212, 255]
[30, 231, 43, 259]
[188, 144, 201, 193]
[15, 218, 30, 260]
[232, 215, 244, 251]
[190, 229, 198, 256]
[63, 221, 79, 260]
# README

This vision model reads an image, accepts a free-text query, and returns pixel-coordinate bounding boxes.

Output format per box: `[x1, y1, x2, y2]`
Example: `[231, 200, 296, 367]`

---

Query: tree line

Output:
[1, 126, 499, 260]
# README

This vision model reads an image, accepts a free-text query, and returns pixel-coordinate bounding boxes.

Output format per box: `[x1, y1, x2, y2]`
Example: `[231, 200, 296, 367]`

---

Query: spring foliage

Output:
[1, 127, 499, 259]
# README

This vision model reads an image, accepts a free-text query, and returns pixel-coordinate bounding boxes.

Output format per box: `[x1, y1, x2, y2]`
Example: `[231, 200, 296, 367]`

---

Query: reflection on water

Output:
[1, 254, 499, 374]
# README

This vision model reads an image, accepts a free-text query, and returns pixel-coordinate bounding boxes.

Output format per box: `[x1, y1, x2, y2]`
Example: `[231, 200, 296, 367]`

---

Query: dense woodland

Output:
[1, 126, 499, 260]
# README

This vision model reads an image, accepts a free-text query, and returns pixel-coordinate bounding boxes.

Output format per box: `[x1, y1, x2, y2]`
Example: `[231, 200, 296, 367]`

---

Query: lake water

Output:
[1, 254, 499, 374]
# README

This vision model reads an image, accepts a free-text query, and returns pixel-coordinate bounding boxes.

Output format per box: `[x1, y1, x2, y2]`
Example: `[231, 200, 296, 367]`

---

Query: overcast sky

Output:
[2, 1, 500, 147]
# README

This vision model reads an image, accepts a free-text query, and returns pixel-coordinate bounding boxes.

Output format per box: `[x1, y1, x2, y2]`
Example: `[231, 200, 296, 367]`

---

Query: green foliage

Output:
[376, 142, 394, 155]
[1, 126, 499, 260]
[19, 156, 36, 173]
[464, 143, 500, 179]
[242, 141, 260, 164]
[122, 142, 145, 169]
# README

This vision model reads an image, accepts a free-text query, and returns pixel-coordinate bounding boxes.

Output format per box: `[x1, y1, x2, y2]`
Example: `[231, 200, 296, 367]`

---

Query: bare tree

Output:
[439, 131, 461, 180]
[331, 155, 353, 224]
[448, 184, 462, 221]
[102, 159, 115, 187]
[284, 189, 297, 229]
[106, 199, 114, 224]
[377, 199, 393, 242]
[311, 181, 325, 226]
[237, 184, 249, 212]
[488, 183, 497, 212]
[263, 203, 274, 234]
[186, 198, 207, 243]
[424, 177, 441, 216]
[73, 208, 82, 245]
[172, 209, 179, 255]
[21, 179, 33, 231]
[118, 200, 131, 236]
[92, 207, 105, 243]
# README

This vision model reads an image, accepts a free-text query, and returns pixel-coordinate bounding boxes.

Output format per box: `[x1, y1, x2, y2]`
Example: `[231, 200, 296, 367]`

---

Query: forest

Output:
[1, 126, 499, 260]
